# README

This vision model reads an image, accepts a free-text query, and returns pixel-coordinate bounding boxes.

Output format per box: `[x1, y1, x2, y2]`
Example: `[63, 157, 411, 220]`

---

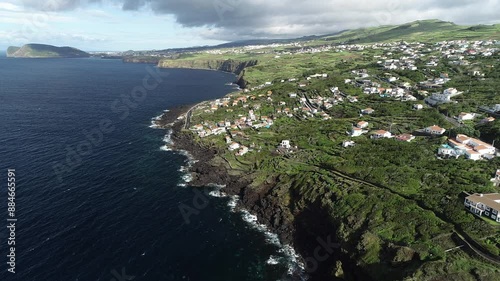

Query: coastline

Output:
[153, 104, 313, 280]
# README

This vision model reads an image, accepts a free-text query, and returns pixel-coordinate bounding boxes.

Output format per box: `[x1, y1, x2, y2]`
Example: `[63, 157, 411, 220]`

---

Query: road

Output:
[442, 114, 462, 127]
[184, 104, 199, 129]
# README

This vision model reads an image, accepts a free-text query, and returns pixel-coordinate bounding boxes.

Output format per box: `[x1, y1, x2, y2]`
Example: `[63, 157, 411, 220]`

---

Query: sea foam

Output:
[240, 209, 307, 280]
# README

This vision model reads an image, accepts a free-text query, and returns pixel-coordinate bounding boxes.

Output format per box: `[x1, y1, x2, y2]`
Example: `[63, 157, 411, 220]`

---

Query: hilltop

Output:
[117, 20, 500, 58]
[6, 44, 89, 58]
[321, 19, 500, 44]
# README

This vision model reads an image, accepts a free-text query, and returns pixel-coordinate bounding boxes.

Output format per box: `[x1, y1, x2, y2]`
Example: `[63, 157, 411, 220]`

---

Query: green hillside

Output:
[6, 43, 89, 58]
[320, 19, 500, 44]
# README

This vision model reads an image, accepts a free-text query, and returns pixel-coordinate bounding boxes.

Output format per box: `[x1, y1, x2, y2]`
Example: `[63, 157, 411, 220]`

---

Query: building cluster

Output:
[345, 69, 418, 102]
[438, 134, 497, 160]
[424, 88, 462, 106]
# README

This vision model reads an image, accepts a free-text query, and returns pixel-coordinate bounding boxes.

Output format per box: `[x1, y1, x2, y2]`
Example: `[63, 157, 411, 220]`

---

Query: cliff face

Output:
[123, 56, 161, 64]
[157, 59, 257, 88]
[6, 44, 89, 58]
[6, 46, 20, 57]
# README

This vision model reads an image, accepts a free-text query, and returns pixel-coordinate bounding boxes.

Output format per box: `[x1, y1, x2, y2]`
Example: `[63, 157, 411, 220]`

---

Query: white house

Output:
[444, 88, 459, 96]
[229, 142, 241, 151]
[438, 145, 460, 158]
[455, 134, 496, 156]
[413, 104, 424, 110]
[457, 112, 475, 122]
[465, 149, 482, 161]
[424, 125, 446, 135]
[342, 141, 356, 148]
[371, 130, 392, 139]
[236, 146, 249, 156]
[351, 127, 364, 137]
[464, 193, 500, 222]
[279, 140, 291, 149]
[357, 121, 369, 129]
[361, 108, 375, 115]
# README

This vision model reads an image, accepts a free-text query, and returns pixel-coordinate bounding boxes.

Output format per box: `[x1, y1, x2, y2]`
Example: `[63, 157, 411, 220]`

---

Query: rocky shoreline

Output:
[155, 108, 311, 277]
[153, 104, 367, 281]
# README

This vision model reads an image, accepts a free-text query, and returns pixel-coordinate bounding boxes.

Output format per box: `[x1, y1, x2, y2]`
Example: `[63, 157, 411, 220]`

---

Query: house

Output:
[279, 140, 291, 149]
[229, 142, 241, 151]
[480, 117, 495, 124]
[236, 146, 249, 156]
[457, 112, 475, 122]
[438, 144, 461, 158]
[424, 125, 446, 135]
[371, 130, 392, 139]
[361, 108, 375, 115]
[465, 149, 482, 161]
[342, 140, 356, 148]
[351, 127, 364, 137]
[357, 121, 369, 129]
[395, 134, 415, 142]
[413, 104, 424, 110]
[453, 134, 496, 158]
[464, 193, 500, 223]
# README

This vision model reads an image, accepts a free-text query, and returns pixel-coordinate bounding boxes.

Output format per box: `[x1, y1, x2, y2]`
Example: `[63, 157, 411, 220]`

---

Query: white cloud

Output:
[6, 0, 500, 47]
[0, 2, 23, 12]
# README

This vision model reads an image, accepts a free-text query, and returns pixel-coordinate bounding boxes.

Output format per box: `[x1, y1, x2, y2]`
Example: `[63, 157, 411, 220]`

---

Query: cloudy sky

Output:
[0, 0, 499, 51]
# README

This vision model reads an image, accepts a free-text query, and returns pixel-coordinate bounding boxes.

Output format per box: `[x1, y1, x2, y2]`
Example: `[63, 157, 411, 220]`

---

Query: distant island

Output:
[6, 44, 89, 58]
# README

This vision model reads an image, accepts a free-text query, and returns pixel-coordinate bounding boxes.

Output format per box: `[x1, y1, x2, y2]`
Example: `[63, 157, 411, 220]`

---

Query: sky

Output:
[0, 0, 499, 51]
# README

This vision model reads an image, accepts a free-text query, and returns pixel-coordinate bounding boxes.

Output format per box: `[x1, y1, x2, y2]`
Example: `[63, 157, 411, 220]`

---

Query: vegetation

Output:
[321, 19, 500, 44]
[178, 20, 500, 280]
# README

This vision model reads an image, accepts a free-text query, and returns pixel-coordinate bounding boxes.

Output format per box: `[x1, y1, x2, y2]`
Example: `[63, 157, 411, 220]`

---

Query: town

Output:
[163, 33, 500, 279]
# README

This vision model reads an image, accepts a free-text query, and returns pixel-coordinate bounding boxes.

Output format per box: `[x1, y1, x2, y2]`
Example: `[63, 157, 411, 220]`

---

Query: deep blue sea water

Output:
[0, 57, 293, 281]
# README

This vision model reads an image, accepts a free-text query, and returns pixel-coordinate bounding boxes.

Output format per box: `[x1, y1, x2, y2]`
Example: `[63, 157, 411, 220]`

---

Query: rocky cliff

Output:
[158, 59, 258, 88]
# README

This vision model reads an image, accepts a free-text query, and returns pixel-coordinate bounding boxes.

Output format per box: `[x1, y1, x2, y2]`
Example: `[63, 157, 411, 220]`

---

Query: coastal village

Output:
[188, 39, 499, 160]
[174, 38, 500, 233]
[159, 34, 500, 277]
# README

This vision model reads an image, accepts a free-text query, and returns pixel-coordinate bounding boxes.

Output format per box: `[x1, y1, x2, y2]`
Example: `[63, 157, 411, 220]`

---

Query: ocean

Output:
[0, 57, 296, 281]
